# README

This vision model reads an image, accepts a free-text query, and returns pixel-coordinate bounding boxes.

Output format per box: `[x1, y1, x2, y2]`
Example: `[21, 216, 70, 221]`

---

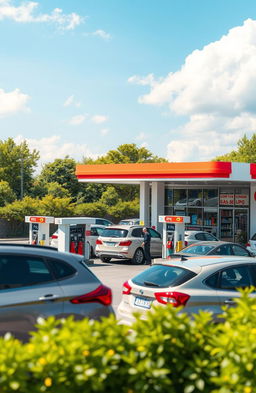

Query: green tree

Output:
[83, 143, 167, 164]
[38, 157, 80, 200]
[0, 181, 16, 206]
[215, 134, 256, 162]
[0, 138, 39, 198]
[100, 186, 120, 206]
[46, 182, 71, 198]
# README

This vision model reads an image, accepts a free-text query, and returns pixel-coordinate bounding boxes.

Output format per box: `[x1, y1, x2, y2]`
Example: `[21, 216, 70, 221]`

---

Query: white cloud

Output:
[100, 128, 109, 136]
[136, 132, 147, 141]
[91, 29, 111, 40]
[0, 88, 30, 117]
[69, 114, 86, 126]
[14, 134, 98, 169]
[64, 95, 81, 108]
[131, 19, 256, 161]
[91, 114, 108, 124]
[0, 1, 83, 30]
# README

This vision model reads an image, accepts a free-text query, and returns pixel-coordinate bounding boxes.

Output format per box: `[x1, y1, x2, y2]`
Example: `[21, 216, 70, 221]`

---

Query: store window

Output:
[204, 189, 218, 207]
[187, 189, 203, 206]
[174, 189, 187, 207]
[165, 189, 173, 206]
[187, 208, 203, 226]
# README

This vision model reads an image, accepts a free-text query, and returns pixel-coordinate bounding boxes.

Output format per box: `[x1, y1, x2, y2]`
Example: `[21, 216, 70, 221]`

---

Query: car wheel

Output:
[100, 257, 111, 263]
[132, 248, 145, 265]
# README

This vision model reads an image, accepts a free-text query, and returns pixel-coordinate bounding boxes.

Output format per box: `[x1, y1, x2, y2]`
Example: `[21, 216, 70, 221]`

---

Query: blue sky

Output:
[1, 0, 256, 169]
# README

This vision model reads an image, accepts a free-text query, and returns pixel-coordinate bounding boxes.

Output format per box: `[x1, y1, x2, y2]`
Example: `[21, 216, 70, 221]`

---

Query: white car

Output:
[246, 234, 256, 256]
[118, 218, 140, 225]
[118, 255, 256, 326]
[50, 224, 107, 257]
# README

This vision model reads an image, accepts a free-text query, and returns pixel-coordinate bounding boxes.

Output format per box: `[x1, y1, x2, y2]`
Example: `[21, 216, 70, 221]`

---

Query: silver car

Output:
[96, 225, 162, 264]
[117, 255, 256, 325]
[0, 244, 113, 340]
[184, 230, 218, 246]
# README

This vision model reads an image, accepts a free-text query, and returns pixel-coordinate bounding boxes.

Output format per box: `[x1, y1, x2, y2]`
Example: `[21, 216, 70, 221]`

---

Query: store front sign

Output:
[219, 194, 234, 206]
[235, 194, 249, 206]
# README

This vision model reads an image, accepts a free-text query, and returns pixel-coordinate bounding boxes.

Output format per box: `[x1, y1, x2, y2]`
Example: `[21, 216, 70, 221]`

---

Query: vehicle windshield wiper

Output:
[144, 281, 160, 287]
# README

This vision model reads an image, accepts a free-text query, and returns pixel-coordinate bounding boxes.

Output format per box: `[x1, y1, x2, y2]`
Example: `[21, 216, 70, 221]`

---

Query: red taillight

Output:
[70, 285, 112, 306]
[154, 291, 190, 307]
[96, 239, 103, 245]
[184, 241, 188, 247]
[119, 240, 132, 246]
[245, 242, 250, 247]
[122, 280, 132, 295]
[51, 234, 58, 239]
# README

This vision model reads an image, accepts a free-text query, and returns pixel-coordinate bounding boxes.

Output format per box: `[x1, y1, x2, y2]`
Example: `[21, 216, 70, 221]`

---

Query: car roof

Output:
[103, 224, 143, 230]
[153, 255, 255, 272]
[183, 241, 234, 247]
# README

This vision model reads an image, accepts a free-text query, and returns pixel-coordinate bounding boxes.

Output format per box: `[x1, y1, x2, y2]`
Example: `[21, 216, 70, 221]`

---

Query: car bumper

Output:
[96, 252, 131, 260]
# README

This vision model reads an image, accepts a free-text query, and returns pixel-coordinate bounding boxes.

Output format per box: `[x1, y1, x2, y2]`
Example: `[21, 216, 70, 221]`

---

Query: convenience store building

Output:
[76, 161, 256, 243]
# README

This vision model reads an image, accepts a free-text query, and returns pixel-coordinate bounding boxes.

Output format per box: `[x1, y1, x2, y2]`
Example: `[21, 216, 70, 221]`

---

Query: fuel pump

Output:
[25, 216, 55, 246]
[55, 217, 96, 260]
[159, 215, 190, 258]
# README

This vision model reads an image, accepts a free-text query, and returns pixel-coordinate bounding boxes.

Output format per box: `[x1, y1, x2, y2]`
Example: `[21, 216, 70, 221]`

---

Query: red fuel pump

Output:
[69, 225, 85, 255]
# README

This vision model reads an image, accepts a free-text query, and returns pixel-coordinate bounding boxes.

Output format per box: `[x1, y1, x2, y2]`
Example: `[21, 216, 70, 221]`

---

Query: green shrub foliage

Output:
[0, 290, 255, 392]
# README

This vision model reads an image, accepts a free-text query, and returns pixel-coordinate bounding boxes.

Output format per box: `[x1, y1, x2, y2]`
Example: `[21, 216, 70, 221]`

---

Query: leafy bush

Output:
[73, 202, 107, 218]
[1, 290, 256, 392]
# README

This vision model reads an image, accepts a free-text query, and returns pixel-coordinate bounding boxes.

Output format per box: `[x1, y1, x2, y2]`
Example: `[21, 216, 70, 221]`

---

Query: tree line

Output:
[0, 139, 166, 223]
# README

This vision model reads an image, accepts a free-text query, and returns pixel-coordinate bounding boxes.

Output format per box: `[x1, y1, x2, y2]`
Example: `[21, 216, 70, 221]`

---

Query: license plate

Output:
[134, 296, 152, 309]
[104, 242, 116, 246]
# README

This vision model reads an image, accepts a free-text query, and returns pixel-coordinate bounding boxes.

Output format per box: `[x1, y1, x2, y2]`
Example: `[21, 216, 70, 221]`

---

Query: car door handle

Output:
[224, 299, 236, 305]
[39, 294, 59, 301]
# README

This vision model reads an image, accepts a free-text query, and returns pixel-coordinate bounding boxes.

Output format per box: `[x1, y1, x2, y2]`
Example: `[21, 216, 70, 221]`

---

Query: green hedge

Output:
[0, 289, 256, 392]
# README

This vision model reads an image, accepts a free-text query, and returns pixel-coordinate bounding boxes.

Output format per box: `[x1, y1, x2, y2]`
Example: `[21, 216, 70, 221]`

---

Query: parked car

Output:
[246, 233, 256, 256]
[177, 241, 253, 257]
[117, 255, 256, 325]
[96, 225, 162, 264]
[0, 244, 113, 340]
[118, 218, 140, 225]
[184, 230, 218, 246]
[50, 224, 106, 257]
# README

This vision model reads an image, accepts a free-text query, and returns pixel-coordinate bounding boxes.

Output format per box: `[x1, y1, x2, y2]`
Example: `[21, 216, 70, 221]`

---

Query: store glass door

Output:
[220, 209, 233, 241]
[234, 209, 248, 245]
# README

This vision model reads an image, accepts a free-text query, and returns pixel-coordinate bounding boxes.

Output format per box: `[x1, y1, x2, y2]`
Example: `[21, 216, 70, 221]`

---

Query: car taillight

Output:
[70, 285, 112, 306]
[245, 242, 250, 247]
[51, 234, 58, 239]
[119, 240, 132, 246]
[184, 241, 188, 247]
[154, 291, 190, 307]
[96, 239, 103, 245]
[122, 280, 132, 295]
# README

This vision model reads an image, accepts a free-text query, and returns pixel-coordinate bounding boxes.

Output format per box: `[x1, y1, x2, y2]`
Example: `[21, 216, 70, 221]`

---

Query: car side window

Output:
[213, 245, 232, 255]
[219, 266, 251, 290]
[205, 272, 219, 288]
[148, 228, 161, 239]
[131, 228, 143, 238]
[231, 245, 250, 257]
[204, 233, 216, 241]
[195, 233, 205, 241]
[0, 255, 54, 289]
[47, 259, 76, 280]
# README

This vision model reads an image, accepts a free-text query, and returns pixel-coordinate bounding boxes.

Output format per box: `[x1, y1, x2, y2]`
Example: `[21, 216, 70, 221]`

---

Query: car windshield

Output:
[251, 234, 256, 241]
[101, 228, 128, 238]
[181, 244, 215, 255]
[131, 265, 196, 288]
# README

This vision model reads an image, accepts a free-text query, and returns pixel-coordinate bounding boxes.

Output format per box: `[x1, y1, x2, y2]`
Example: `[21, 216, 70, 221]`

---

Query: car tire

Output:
[132, 248, 145, 265]
[100, 257, 111, 263]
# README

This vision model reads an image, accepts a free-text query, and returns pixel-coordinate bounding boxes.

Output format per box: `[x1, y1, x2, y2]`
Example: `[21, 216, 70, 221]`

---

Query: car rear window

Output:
[131, 265, 197, 288]
[101, 228, 128, 238]
[251, 234, 256, 241]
